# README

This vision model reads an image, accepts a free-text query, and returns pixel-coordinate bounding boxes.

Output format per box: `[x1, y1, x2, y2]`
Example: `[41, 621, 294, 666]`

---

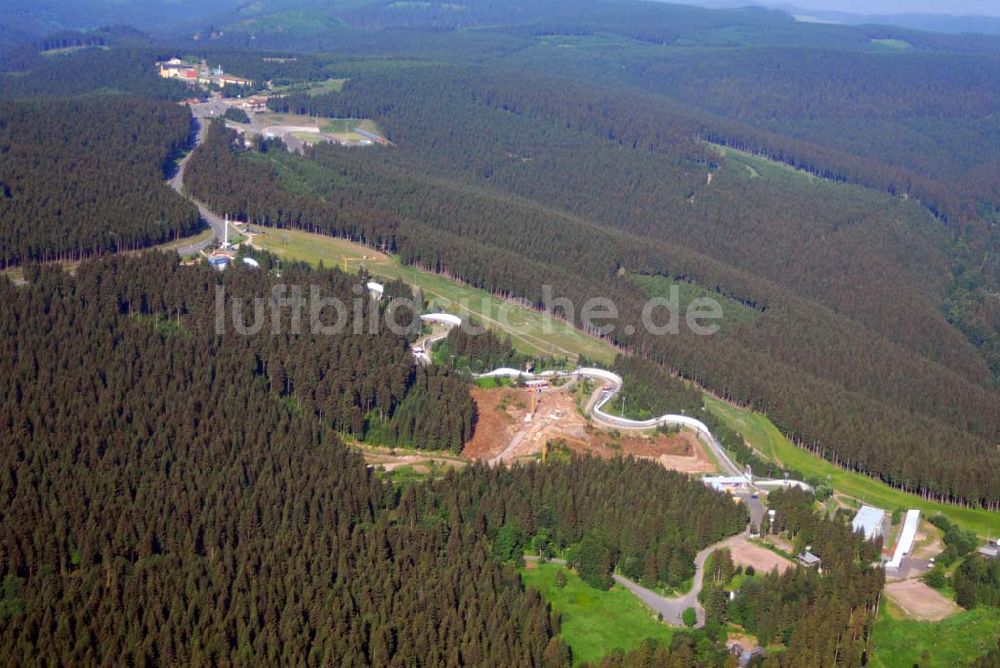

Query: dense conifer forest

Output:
[0, 254, 751, 663]
[610, 355, 703, 421]
[0, 97, 199, 266]
[954, 556, 1000, 610]
[418, 458, 747, 590]
[435, 322, 523, 373]
[2, 2, 1000, 662]
[0, 44, 190, 99]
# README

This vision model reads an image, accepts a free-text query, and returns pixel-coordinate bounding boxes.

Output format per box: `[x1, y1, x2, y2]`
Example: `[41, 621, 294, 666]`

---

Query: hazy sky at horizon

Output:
[778, 0, 1000, 16]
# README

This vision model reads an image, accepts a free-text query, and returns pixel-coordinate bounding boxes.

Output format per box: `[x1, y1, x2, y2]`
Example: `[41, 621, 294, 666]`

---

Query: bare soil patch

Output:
[463, 386, 717, 474]
[588, 430, 715, 474]
[911, 521, 945, 560]
[885, 580, 959, 621]
[729, 538, 793, 575]
[726, 632, 757, 653]
[360, 448, 464, 473]
[462, 387, 529, 460]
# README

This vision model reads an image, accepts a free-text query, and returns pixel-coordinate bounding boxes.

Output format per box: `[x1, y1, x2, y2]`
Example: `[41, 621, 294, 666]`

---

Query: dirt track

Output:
[462, 388, 526, 460]
[728, 538, 793, 575]
[885, 580, 959, 621]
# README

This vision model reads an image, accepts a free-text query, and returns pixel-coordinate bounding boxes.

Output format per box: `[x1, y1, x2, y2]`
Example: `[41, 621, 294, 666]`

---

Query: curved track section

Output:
[410, 312, 811, 491]
[403, 311, 812, 629]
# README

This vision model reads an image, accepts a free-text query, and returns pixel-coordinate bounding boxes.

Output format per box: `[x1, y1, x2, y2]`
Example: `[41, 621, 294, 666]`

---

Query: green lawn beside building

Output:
[868, 604, 1000, 667]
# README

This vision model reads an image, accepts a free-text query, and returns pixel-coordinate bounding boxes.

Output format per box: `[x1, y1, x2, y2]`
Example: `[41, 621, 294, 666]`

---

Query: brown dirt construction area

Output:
[462, 386, 716, 474]
[462, 387, 528, 461]
[729, 538, 793, 575]
[585, 430, 715, 474]
[885, 580, 960, 621]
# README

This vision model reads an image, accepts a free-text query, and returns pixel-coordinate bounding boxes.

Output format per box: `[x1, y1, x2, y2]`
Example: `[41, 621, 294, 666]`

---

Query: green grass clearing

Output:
[269, 77, 348, 96]
[630, 274, 762, 336]
[868, 601, 1000, 667]
[40, 45, 110, 57]
[520, 561, 674, 665]
[307, 78, 348, 93]
[704, 396, 1000, 537]
[233, 9, 342, 35]
[248, 227, 616, 363]
[373, 463, 453, 487]
[320, 118, 379, 135]
[714, 144, 821, 185]
[290, 131, 325, 143]
[254, 112, 323, 128]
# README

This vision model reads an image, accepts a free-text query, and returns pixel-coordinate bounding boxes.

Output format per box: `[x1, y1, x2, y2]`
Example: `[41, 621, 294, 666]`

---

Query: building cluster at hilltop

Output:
[157, 57, 252, 89]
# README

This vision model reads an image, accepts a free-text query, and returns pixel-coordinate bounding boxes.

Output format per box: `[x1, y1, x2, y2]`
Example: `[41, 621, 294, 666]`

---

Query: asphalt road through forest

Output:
[167, 116, 226, 256]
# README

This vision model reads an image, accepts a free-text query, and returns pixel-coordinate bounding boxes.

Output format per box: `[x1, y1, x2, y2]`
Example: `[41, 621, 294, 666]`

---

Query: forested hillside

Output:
[0, 254, 747, 663]
[183, 0, 1000, 391]
[417, 458, 747, 590]
[190, 75, 1000, 507]
[274, 65, 987, 372]
[4, 4, 996, 663]
[0, 44, 190, 99]
[198, 0, 1000, 240]
[521, 44, 1000, 225]
[435, 321, 523, 373]
[0, 97, 199, 266]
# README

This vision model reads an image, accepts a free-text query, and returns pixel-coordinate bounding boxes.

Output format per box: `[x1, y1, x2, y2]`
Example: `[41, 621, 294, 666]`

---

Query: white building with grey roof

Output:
[852, 505, 886, 542]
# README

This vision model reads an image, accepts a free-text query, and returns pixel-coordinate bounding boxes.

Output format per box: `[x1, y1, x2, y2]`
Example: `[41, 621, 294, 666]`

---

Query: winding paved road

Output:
[525, 527, 750, 627]
[166, 114, 227, 256]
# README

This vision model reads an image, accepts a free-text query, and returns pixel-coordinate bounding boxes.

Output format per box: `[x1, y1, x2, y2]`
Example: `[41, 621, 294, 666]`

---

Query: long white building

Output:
[886, 509, 920, 570]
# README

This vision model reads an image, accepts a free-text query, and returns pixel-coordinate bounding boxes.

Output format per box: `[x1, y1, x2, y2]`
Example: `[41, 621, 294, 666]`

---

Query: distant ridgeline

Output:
[191, 62, 1000, 508]
[174, 0, 1000, 232]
